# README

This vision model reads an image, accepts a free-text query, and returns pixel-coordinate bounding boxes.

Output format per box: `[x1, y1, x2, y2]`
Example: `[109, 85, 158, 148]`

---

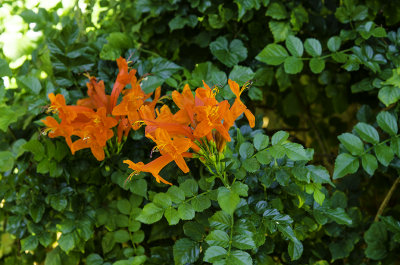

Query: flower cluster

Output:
[43, 57, 254, 184]
[124, 79, 255, 185]
[42, 57, 159, 161]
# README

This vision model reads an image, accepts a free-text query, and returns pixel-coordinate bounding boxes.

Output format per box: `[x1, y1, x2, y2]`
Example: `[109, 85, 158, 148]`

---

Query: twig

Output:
[374, 177, 400, 222]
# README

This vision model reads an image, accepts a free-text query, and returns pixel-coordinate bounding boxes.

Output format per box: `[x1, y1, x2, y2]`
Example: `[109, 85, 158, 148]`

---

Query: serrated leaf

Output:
[271, 131, 289, 145]
[283, 142, 309, 161]
[361, 153, 378, 176]
[210, 37, 247, 67]
[256, 44, 288, 66]
[266, 2, 287, 20]
[191, 194, 211, 212]
[173, 238, 200, 265]
[181, 179, 199, 197]
[209, 211, 231, 230]
[304, 38, 322, 57]
[231, 182, 248, 197]
[136, 203, 164, 224]
[178, 202, 195, 220]
[333, 153, 359, 179]
[58, 233, 75, 253]
[378, 86, 400, 107]
[206, 230, 230, 247]
[117, 199, 131, 215]
[153, 193, 172, 209]
[338, 133, 364, 155]
[377, 111, 398, 136]
[284, 56, 303, 74]
[288, 240, 303, 261]
[204, 246, 227, 263]
[309, 58, 325, 73]
[327, 36, 341, 52]
[242, 157, 260, 172]
[320, 207, 352, 225]
[167, 186, 185, 203]
[21, 235, 39, 251]
[164, 207, 180, 225]
[239, 142, 254, 159]
[374, 144, 394, 167]
[226, 250, 253, 265]
[285, 35, 303, 57]
[269, 21, 291, 42]
[253, 133, 269, 150]
[218, 187, 240, 216]
[354, 122, 379, 144]
[307, 165, 333, 185]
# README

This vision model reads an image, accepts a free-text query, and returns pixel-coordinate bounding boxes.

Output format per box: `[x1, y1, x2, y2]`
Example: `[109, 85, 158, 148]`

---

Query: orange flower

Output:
[146, 128, 192, 173]
[124, 156, 173, 185]
[41, 116, 73, 150]
[77, 76, 109, 110]
[108, 57, 137, 113]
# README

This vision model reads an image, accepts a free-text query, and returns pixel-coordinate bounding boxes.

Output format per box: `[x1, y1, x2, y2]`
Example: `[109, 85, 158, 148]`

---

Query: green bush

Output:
[1, 0, 400, 264]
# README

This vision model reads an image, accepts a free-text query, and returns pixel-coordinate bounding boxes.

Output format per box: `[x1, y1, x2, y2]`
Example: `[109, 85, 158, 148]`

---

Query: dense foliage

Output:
[1, 0, 400, 264]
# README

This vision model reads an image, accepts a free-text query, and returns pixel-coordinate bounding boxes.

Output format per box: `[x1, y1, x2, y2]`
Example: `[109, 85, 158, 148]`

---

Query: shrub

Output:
[1, 0, 400, 264]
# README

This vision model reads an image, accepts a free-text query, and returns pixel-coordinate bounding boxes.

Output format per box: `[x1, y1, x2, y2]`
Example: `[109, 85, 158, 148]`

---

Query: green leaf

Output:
[167, 186, 185, 203]
[173, 238, 200, 265]
[136, 203, 164, 224]
[253, 133, 269, 151]
[242, 157, 260, 172]
[226, 250, 253, 265]
[266, 2, 287, 20]
[271, 131, 289, 145]
[284, 57, 303, 74]
[232, 234, 256, 250]
[338, 133, 364, 155]
[307, 165, 333, 185]
[378, 86, 400, 107]
[183, 221, 204, 241]
[0, 59, 12, 77]
[0, 105, 26, 132]
[304, 38, 322, 57]
[229, 65, 255, 86]
[209, 211, 231, 230]
[361, 153, 378, 176]
[282, 142, 309, 161]
[231, 182, 248, 197]
[333, 153, 359, 179]
[206, 230, 230, 248]
[153, 193, 172, 209]
[327, 36, 341, 52]
[191, 194, 211, 212]
[178, 202, 195, 220]
[17, 75, 42, 94]
[320, 208, 352, 225]
[391, 137, 400, 157]
[130, 178, 147, 198]
[117, 199, 131, 215]
[285, 35, 303, 57]
[164, 207, 180, 225]
[256, 149, 273, 165]
[102, 232, 115, 253]
[313, 188, 325, 206]
[50, 196, 68, 212]
[21, 235, 39, 251]
[169, 15, 198, 31]
[288, 240, 303, 261]
[309, 58, 325, 73]
[114, 230, 130, 243]
[364, 222, 387, 260]
[354, 122, 379, 144]
[45, 248, 62, 265]
[210, 37, 247, 67]
[256, 44, 288, 65]
[191, 61, 227, 89]
[0, 151, 14, 172]
[181, 179, 198, 197]
[58, 233, 75, 253]
[269, 21, 291, 42]
[86, 254, 103, 265]
[377, 111, 398, 136]
[218, 187, 240, 216]
[239, 142, 254, 159]
[374, 144, 394, 167]
[204, 246, 227, 263]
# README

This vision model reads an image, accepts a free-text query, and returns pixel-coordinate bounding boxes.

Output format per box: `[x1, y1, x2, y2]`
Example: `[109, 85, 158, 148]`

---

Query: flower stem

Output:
[374, 177, 400, 222]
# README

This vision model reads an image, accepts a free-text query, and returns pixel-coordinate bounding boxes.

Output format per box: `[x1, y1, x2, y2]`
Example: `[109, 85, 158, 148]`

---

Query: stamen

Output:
[211, 85, 220, 97]
[132, 120, 146, 128]
[241, 80, 254, 94]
